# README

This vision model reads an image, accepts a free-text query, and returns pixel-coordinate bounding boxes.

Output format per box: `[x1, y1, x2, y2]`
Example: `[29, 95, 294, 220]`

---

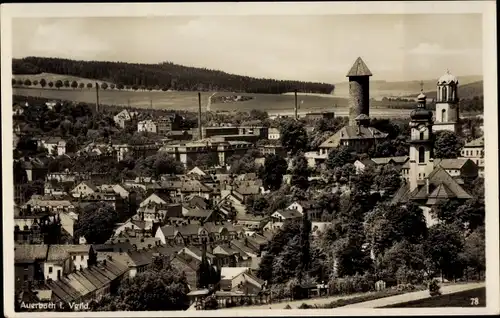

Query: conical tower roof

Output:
[346, 57, 373, 77]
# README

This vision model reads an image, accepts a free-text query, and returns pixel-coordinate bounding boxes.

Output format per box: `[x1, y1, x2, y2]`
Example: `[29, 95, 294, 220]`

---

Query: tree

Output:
[87, 82, 93, 89]
[78, 82, 85, 90]
[325, 146, 354, 170]
[431, 199, 463, 225]
[95, 261, 190, 311]
[55, 80, 63, 89]
[24, 79, 32, 86]
[261, 154, 288, 191]
[279, 120, 308, 155]
[462, 226, 485, 280]
[63, 80, 70, 88]
[117, 83, 124, 90]
[373, 164, 402, 196]
[48, 81, 54, 88]
[101, 82, 109, 90]
[33, 80, 39, 86]
[16, 79, 24, 85]
[135, 153, 185, 178]
[298, 212, 312, 282]
[132, 85, 139, 91]
[193, 153, 214, 169]
[424, 223, 465, 280]
[40, 78, 47, 88]
[456, 198, 485, 231]
[434, 131, 464, 158]
[290, 153, 310, 190]
[71, 80, 78, 89]
[74, 202, 118, 244]
[110, 83, 116, 89]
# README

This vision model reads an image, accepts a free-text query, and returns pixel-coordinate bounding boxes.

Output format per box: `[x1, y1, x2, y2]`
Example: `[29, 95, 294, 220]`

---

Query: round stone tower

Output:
[346, 57, 373, 126]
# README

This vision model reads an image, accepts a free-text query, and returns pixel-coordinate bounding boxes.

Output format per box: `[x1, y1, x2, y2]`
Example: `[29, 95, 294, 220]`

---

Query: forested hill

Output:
[12, 56, 335, 94]
[409, 80, 483, 99]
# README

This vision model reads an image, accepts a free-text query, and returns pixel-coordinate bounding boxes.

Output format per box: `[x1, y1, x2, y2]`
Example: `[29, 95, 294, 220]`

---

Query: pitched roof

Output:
[371, 156, 409, 165]
[320, 125, 388, 148]
[221, 267, 249, 280]
[273, 209, 303, 219]
[346, 57, 373, 77]
[392, 166, 472, 205]
[426, 166, 472, 199]
[14, 244, 48, 262]
[46, 260, 128, 304]
[464, 137, 484, 147]
[434, 158, 471, 170]
[47, 245, 72, 262]
[182, 206, 212, 218]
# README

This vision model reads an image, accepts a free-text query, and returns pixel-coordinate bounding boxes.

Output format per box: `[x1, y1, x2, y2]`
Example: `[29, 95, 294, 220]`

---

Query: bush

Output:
[299, 303, 314, 309]
[328, 273, 375, 295]
[203, 295, 218, 310]
[284, 304, 292, 309]
[396, 283, 416, 292]
[428, 279, 441, 297]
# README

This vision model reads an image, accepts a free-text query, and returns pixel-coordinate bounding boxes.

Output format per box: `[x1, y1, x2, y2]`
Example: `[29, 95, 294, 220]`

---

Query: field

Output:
[382, 287, 486, 308]
[13, 87, 414, 119]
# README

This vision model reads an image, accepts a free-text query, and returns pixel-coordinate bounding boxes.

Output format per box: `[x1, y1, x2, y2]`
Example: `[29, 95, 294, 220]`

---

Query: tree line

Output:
[12, 56, 335, 94]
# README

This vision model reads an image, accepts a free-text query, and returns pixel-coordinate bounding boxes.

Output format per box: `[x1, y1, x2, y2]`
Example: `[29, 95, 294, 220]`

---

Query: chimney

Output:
[294, 89, 298, 121]
[95, 82, 100, 113]
[426, 178, 430, 195]
[198, 92, 203, 140]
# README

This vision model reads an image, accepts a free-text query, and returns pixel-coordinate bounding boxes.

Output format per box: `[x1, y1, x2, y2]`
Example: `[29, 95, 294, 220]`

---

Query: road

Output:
[219, 290, 380, 310]
[342, 281, 485, 308]
[217, 282, 485, 310]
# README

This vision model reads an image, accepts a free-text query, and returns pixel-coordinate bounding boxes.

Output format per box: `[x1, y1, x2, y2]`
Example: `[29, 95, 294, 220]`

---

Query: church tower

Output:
[433, 70, 459, 133]
[408, 88, 435, 192]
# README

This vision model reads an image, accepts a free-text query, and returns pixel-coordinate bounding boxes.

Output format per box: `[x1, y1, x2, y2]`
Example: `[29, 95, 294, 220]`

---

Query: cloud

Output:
[408, 42, 479, 56]
[28, 20, 111, 59]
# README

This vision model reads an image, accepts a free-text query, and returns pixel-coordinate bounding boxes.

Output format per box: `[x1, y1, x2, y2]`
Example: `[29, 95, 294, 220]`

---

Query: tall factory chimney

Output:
[95, 82, 100, 113]
[294, 89, 298, 120]
[346, 57, 372, 126]
[198, 92, 203, 140]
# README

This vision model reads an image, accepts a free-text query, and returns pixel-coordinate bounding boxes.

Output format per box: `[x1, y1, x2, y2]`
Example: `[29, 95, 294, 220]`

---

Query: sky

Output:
[12, 14, 483, 84]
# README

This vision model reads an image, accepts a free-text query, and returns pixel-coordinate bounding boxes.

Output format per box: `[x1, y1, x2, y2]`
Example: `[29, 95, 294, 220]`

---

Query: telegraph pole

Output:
[95, 82, 100, 113]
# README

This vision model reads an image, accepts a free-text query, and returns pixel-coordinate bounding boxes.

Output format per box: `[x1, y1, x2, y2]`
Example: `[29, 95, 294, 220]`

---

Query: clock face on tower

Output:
[418, 124, 427, 132]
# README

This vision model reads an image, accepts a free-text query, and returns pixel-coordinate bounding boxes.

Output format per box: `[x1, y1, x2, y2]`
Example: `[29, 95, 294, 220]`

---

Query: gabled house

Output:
[139, 192, 171, 207]
[114, 109, 133, 129]
[319, 115, 388, 156]
[271, 209, 303, 222]
[286, 201, 321, 221]
[460, 137, 484, 177]
[71, 181, 98, 198]
[220, 267, 264, 295]
[39, 137, 67, 156]
[14, 244, 48, 292]
[45, 257, 128, 308]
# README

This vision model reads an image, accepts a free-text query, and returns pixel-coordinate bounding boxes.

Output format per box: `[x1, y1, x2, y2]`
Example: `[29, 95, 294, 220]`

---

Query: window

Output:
[72, 255, 76, 260]
[418, 147, 425, 163]
[81, 255, 84, 261]
[24, 275, 28, 281]
[57, 270, 61, 279]
[48, 266, 53, 274]
[419, 132, 424, 140]
[441, 109, 446, 121]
